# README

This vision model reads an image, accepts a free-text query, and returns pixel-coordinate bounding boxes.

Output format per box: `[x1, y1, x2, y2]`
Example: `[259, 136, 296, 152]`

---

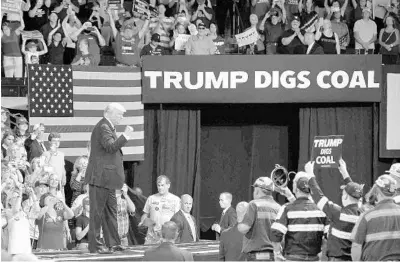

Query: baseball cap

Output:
[34, 180, 49, 188]
[296, 177, 311, 193]
[151, 33, 160, 42]
[386, 163, 400, 190]
[292, 15, 301, 22]
[26, 41, 37, 49]
[340, 182, 364, 199]
[362, 7, 372, 13]
[17, 117, 28, 125]
[375, 174, 397, 196]
[252, 177, 274, 192]
[197, 22, 206, 29]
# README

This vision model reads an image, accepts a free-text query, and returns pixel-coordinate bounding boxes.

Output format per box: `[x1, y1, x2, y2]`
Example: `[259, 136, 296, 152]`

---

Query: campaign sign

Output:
[235, 27, 259, 47]
[311, 135, 344, 168]
[2, 0, 20, 15]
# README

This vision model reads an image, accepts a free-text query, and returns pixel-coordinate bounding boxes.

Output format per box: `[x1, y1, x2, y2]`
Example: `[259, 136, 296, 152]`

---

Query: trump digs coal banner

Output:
[141, 55, 382, 103]
[312, 135, 344, 168]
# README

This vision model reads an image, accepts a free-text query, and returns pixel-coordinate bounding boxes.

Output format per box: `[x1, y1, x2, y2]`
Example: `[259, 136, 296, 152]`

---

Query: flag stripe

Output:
[30, 116, 144, 126]
[73, 79, 141, 88]
[74, 86, 142, 95]
[30, 66, 144, 162]
[74, 102, 143, 111]
[75, 94, 142, 103]
[73, 71, 141, 81]
[74, 109, 144, 118]
[41, 131, 144, 141]
[60, 139, 144, 149]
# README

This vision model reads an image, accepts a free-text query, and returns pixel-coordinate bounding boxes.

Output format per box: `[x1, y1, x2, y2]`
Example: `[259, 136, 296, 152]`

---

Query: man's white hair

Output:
[104, 103, 126, 115]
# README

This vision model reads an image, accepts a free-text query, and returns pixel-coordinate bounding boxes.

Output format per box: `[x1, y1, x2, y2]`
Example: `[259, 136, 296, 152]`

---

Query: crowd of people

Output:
[1, 0, 400, 79]
[1, 102, 400, 261]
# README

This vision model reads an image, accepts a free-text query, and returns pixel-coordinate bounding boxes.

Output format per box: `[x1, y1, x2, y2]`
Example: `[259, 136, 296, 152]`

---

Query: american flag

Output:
[28, 65, 144, 162]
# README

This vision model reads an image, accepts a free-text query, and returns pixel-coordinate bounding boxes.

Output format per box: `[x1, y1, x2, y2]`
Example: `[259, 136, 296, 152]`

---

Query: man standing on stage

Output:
[140, 175, 181, 244]
[85, 103, 135, 254]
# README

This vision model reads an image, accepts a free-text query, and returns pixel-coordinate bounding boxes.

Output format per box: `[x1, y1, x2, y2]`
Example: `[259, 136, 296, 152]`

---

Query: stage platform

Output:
[35, 240, 220, 261]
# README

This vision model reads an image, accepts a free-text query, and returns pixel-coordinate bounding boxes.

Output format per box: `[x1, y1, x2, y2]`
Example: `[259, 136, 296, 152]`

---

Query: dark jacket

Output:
[306, 42, 324, 54]
[170, 210, 199, 243]
[84, 117, 127, 190]
[142, 242, 194, 261]
[219, 224, 245, 261]
[24, 137, 48, 162]
[219, 206, 237, 231]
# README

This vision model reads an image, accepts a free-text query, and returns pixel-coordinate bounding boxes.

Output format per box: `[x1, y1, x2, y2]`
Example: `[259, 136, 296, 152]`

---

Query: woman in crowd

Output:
[170, 23, 188, 55]
[22, 186, 41, 250]
[379, 15, 399, 64]
[209, 23, 226, 55]
[5, 187, 31, 255]
[259, 9, 286, 55]
[75, 197, 90, 251]
[2, 131, 15, 159]
[330, 7, 350, 53]
[246, 14, 265, 55]
[1, 17, 25, 78]
[62, 10, 82, 64]
[315, 19, 341, 54]
[36, 192, 73, 250]
[70, 156, 88, 205]
[25, 157, 44, 188]
[42, 133, 66, 200]
[47, 21, 66, 65]
[14, 117, 30, 142]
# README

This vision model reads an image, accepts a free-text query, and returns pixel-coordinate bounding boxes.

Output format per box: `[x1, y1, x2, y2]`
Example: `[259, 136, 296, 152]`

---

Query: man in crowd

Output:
[85, 103, 135, 254]
[140, 175, 181, 244]
[143, 221, 194, 261]
[353, 7, 377, 54]
[212, 192, 237, 239]
[191, 0, 214, 28]
[219, 201, 249, 261]
[386, 163, 400, 204]
[306, 159, 363, 261]
[304, 32, 324, 54]
[170, 194, 198, 243]
[185, 22, 217, 55]
[351, 174, 400, 261]
[238, 177, 282, 261]
[116, 184, 136, 247]
[271, 172, 329, 261]
[140, 33, 168, 58]
[24, 123, 47, 162]
[279, 16, 305, 54]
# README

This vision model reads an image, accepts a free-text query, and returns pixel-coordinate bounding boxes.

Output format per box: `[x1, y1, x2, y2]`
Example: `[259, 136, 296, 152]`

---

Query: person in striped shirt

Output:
[351, 174, 400, 261]
[271, 172, 329, 261]
[305, 159, 363, 261]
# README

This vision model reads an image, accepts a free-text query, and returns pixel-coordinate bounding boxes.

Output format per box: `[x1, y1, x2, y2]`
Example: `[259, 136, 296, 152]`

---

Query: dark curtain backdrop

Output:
[132, 105, 201, 223]
[298, 104, 381, 205]
[199, 105, 298, 233]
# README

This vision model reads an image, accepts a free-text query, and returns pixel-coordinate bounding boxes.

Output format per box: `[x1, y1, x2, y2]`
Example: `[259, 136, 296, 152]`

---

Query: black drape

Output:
[133, 105, 202, 224]
[298, 104, 380, 205]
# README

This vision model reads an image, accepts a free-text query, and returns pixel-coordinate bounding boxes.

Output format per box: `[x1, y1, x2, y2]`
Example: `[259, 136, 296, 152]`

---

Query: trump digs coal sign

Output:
[141, 55, 382, 103]
[312, 135, 344, 168]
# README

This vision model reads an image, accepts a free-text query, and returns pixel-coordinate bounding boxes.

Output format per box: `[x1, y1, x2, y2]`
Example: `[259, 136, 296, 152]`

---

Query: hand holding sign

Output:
[304, 161, 315, 177]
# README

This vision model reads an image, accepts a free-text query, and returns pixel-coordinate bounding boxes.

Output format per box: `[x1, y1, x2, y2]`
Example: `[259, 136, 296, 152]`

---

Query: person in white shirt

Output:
[140, 175, 181, 244]
[170, 194, 198, 243]
[353, 7, 377, 54]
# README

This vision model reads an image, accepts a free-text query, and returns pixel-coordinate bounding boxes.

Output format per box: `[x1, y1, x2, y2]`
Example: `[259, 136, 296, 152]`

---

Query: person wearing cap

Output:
[191, 0, 214, 28]
[353, 6, 377, 54]
[351, 174, 400, 261]
[108, 7, 150, 67]
[271, 172, 329, 261]
[386, 163, 400, 203]
[185, 22, 217, 55]
[259, 8, 286, 55]
[305, 159, 363, 261]
[279, 15, 306, 54]
[237, 177, 282, 261]
[24, 123, 47, 162]
[14, 117, 30, 142]
[140, 33, 168, 58]
[75, 196, 90, 251]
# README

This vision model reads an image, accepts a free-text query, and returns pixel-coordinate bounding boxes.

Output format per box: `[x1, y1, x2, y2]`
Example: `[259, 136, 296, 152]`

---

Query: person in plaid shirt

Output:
[116, 184, 136, 247]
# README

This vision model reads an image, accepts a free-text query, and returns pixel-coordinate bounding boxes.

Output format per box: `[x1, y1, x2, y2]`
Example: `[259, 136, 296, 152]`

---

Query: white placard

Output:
[235, 27, 259, 47]
[174, 34, 191, 51]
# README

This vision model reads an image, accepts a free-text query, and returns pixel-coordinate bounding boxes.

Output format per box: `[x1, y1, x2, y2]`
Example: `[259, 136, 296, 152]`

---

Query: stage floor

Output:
[35, 240, 219, 261]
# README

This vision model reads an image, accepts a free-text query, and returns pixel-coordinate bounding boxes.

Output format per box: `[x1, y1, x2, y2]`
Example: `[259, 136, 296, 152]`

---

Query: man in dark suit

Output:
[219, 201, 249, 261]
[170, 194, 199, 243]
[212, 192, 237, 239]
[143, 221, 194, 261]
[304, 32, 324, 54]
[84, 103, 135, 254]
[24, 123, 47, 162]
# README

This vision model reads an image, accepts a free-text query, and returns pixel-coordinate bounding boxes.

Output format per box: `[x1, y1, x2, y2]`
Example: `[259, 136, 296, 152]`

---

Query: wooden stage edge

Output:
[34, 240, 220, 261]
